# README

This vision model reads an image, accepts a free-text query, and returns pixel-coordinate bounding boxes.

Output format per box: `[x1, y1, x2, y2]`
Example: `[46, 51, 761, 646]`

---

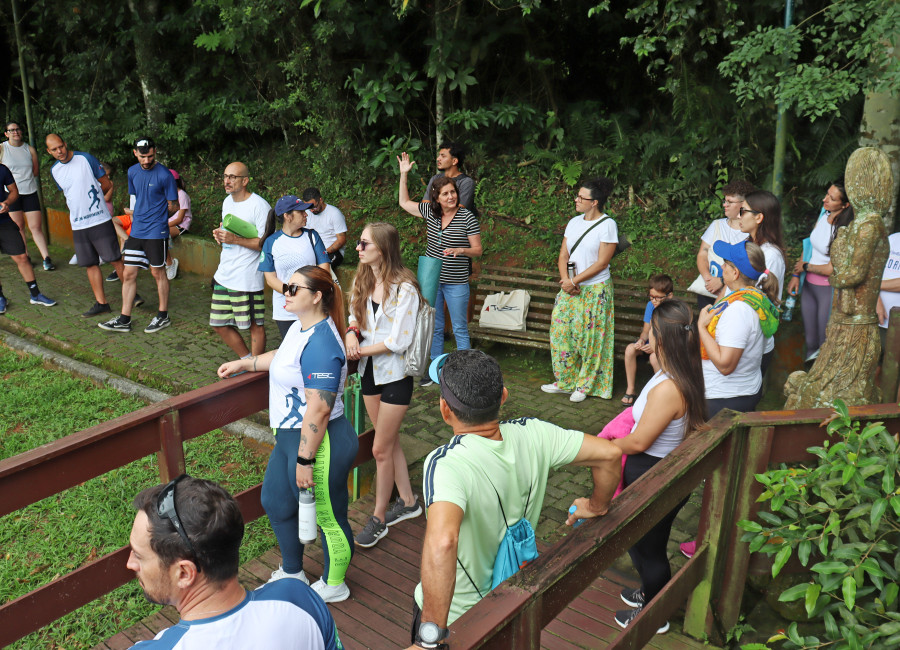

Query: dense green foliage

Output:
[738, 400, 900, 650]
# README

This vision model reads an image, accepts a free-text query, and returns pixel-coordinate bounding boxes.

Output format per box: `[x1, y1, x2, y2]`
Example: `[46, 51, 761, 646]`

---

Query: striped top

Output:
[418, 202, 480, 284]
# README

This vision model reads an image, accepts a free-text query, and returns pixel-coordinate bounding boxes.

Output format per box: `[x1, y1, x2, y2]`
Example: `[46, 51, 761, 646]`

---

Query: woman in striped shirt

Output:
[397, 152, 482, 382]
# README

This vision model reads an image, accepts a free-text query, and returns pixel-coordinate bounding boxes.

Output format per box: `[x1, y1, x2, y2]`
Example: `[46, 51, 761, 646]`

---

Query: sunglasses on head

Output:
[283, 283, 317, 297]
[156, 474, 199, 565]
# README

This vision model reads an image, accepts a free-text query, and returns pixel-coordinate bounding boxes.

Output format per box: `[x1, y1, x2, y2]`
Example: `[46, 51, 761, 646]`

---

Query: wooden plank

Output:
[119, 622, 155, 643]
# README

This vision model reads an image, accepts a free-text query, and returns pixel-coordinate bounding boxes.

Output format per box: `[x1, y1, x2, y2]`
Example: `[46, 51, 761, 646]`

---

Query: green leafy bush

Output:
[738, 400, 900, 649]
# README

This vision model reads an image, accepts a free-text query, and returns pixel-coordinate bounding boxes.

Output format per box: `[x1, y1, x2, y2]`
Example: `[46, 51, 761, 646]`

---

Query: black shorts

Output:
[361, 359, 414, 406]
[74, 220, 122, 267]
[123, 236, 167, 269]
[8, 192, 40, 213]
[0, 219, 25, 256]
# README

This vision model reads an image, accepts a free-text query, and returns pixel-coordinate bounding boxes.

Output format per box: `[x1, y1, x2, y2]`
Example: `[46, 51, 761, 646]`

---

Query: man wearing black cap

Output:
[301, 187, 347, 269]
[410, 350, 620, 646]
[99, 137, 178, 333]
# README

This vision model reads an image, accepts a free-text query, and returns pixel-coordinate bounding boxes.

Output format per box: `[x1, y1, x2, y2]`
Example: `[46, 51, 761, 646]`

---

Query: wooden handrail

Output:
[0, 372, 375, 647]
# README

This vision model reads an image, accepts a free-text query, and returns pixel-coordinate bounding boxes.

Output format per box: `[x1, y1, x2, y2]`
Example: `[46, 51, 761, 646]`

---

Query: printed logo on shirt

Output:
[88, 186, 101, 211]
[307, 372, 335, 380]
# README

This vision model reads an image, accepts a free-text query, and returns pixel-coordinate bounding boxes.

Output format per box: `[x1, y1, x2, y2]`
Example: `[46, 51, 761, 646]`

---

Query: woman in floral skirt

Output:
[542, 178, 617, 402]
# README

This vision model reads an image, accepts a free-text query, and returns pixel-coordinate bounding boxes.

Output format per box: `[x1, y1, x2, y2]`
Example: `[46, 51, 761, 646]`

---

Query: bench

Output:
[469, 265, 691, 357]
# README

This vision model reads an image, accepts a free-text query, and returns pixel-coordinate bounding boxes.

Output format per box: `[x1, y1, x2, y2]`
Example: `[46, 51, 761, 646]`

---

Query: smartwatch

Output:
[296, 455, 316, 466]
[415, 621, 449, 648]
[803, 262, 809, 272]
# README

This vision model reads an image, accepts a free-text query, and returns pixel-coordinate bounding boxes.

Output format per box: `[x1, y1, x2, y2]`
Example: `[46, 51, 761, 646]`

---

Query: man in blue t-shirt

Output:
[128, 476, 343, 650]
[100, 137, 178, 334]
[0, 162, 56, 313]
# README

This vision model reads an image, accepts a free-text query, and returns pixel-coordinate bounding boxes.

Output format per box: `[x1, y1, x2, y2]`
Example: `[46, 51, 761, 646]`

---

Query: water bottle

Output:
[298, 489, 317, 544]
[568, 504, 585, 528]
[566, 262, 576, 279]
[782, 295, 796, 322]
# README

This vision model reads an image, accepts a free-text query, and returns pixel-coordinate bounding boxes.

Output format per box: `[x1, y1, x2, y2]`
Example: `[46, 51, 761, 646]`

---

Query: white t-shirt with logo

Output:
[50, 152, 112, 230]
[563, 214, 618, 285]
[258, 229, 329, 321]
[268, 318, 346, 429]
[703, 300, 764, 399]
[306, 204, 348, 256]
[879, 233, 900, 329]
[214, 193, 271, 292]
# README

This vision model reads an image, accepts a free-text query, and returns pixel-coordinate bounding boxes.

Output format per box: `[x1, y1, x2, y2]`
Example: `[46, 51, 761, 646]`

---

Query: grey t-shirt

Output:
[423, 172, 477, 215]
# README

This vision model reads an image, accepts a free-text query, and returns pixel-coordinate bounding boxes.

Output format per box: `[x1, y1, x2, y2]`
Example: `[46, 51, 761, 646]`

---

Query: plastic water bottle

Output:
[782, 295, 796, 322]
[298, 489, 317, 544]
[568, 505, 585, 528]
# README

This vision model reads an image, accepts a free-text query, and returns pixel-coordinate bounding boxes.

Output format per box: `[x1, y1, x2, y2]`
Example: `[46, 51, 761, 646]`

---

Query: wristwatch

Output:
[415, 621, 449, 648]
[803, 262, 809, 272]
[296, 455, 316, 466]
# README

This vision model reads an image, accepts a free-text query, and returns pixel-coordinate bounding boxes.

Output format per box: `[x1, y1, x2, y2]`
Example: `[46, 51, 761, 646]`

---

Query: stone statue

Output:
[785, 147, 892, 408]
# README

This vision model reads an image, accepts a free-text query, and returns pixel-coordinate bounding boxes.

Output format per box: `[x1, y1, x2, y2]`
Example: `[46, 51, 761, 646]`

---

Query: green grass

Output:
[0, 345, 273, 649]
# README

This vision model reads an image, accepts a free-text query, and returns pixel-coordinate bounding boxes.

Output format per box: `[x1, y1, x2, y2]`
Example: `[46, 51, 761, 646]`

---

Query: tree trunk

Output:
[126, 0, 165, 129]
[858, 42, 900, 231]
[433, 0, 445, 149]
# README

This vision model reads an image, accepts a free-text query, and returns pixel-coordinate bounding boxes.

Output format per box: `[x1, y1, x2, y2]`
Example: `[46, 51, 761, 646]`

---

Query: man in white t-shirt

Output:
[693, 180, 755, 309]
[876, 232, 900, 333]
[210, 162, 272, 357]
[127, 476, 343, 650]
[302, 187, 347, 269]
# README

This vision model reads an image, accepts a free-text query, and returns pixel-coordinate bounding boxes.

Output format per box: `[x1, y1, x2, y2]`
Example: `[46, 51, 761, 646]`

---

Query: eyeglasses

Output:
[575, 194, 594, 202]
[739, 207, 761, 217]
[723, 198, 742, 205]
[222, 174, 248, 181]
[156, 475, 198, 562]
[6, 128, 21, 133]
[283, 283, 317, 297]
[649, 294, 669, 303]
[357, 239, 373, 250]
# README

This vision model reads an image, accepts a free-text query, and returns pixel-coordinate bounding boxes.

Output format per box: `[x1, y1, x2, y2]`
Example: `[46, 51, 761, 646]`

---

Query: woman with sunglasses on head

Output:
[397, 152, 482, 382]
[258, 195, 331, 341]
[541, 177, 617, 403]
[217, 266, 357, 603]
[345, 222, 424, 548]
[785, 181, 854, 362]
[610, 299, 707, 633]
[737, 190, 786, 380]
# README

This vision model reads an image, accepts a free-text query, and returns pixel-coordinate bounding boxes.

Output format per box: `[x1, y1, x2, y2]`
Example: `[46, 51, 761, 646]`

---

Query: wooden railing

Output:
[0, 372, 372, 647]
[449, 403, 900, 648]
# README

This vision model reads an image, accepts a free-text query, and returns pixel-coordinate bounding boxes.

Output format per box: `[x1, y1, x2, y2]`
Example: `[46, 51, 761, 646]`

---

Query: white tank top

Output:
[0, 142, 37, 194]
[630, 370, 687, 458]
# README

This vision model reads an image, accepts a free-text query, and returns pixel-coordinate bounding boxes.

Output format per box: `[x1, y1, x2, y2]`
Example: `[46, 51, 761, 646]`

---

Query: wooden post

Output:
[157, 411, 185, 483]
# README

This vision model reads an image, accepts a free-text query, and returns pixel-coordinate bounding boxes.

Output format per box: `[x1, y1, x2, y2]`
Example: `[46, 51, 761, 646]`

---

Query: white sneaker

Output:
[260, 565, 309, 588]
[69, 254, 78, 265]
[311, 578, 350, 603]
[569, 389, 587, 403]
[166, 258, 179, 280]
[541, 382, 567, 394]
[805, 349, 819, 363]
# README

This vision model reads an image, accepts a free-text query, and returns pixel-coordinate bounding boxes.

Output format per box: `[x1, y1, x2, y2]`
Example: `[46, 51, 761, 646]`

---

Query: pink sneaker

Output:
[680, 540, 696, 559]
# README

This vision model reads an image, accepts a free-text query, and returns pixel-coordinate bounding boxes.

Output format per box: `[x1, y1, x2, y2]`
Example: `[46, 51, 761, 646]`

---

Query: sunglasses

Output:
[156, 475, 198, 562]
[739, 207, 761, 217]
[283, 283, 317, 297]
[357, 239, 373, 250]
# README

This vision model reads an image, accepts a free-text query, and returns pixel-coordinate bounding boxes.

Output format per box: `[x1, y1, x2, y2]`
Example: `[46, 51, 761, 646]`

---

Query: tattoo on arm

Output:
[315, 389, 337, 409]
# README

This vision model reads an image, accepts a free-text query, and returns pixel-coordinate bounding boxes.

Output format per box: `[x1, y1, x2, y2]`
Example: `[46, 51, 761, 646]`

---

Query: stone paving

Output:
[0, 243, 701, 576]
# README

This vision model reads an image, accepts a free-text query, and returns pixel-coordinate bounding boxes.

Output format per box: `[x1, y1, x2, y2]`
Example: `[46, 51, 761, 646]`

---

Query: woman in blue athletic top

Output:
[218, 265, 357, 603]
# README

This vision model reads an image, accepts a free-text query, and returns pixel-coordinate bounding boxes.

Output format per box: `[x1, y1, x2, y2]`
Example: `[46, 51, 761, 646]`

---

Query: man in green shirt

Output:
[410, 350, 620, 648]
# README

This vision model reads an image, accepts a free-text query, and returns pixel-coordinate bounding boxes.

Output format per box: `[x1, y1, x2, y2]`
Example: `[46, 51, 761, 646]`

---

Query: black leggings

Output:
[623, 453, 688, 603]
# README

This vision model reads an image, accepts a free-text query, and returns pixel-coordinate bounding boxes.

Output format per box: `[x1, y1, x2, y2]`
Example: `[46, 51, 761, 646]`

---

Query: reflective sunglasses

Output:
[156, 474, 198, 562]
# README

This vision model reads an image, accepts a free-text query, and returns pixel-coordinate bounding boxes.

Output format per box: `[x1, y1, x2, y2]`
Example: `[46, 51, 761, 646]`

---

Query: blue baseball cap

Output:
[274, 195, 313, 216]
[713, 240, 763, 281]
[428, 353, 451, 384]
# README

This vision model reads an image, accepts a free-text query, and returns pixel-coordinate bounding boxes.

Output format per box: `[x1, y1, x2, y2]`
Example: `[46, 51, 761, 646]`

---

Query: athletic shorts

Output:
[123, 236, 167, 269]
[0, 219, 26, 256]
[8, 192, 40, 213]
[74, 220, 121, 267]
[209, 284, 266, 330]
[361, 358, 413, 406]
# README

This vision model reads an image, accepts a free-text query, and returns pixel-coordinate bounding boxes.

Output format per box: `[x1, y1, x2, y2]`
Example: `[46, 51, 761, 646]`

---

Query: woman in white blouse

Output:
[345, 222, 424, 548]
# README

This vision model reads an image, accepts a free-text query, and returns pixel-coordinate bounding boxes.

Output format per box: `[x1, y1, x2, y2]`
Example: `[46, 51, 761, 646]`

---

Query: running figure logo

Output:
[279, 387, 306, 427]
[88, 186, 101, 211]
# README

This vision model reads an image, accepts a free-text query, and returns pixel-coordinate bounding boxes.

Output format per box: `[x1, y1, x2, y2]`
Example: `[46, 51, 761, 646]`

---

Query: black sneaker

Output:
[133, 294, 145, 308]
[419, 377, 434, 388]
[614, 605, 669, 634]
[98, 316, 131, 332]
[144, 316, 171, 333]
[384, 495, 422, 526]
[82, 302, 112, 317]
[620, 587, 645, 608]
[354, 516, 388, 548]
[106, 271, 119, 282]
[43, 258, 56, 271]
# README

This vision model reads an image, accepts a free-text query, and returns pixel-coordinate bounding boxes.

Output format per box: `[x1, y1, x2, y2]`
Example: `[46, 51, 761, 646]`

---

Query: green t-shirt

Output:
[415, 417, 585, 624]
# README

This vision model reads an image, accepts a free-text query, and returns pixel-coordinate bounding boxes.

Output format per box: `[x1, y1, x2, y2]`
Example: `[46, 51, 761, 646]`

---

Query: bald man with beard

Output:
[210, 162, 271, 357]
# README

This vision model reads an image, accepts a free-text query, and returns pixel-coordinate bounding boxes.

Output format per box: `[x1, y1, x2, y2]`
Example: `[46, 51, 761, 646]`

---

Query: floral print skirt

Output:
[549, 280, 614, 398]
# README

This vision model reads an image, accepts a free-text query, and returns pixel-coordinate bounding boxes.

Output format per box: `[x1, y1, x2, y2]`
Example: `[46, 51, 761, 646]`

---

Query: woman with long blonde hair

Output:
[346, 222, 424, 548]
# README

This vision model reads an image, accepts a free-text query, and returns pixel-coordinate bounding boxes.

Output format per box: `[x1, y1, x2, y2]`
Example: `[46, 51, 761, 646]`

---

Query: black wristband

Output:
[297, 455, 316, 466]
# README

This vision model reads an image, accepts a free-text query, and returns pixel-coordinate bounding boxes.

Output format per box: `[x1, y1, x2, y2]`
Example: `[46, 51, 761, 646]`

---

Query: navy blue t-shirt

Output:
[128, 162, 177, 239]
[0, 164, 15, 222]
